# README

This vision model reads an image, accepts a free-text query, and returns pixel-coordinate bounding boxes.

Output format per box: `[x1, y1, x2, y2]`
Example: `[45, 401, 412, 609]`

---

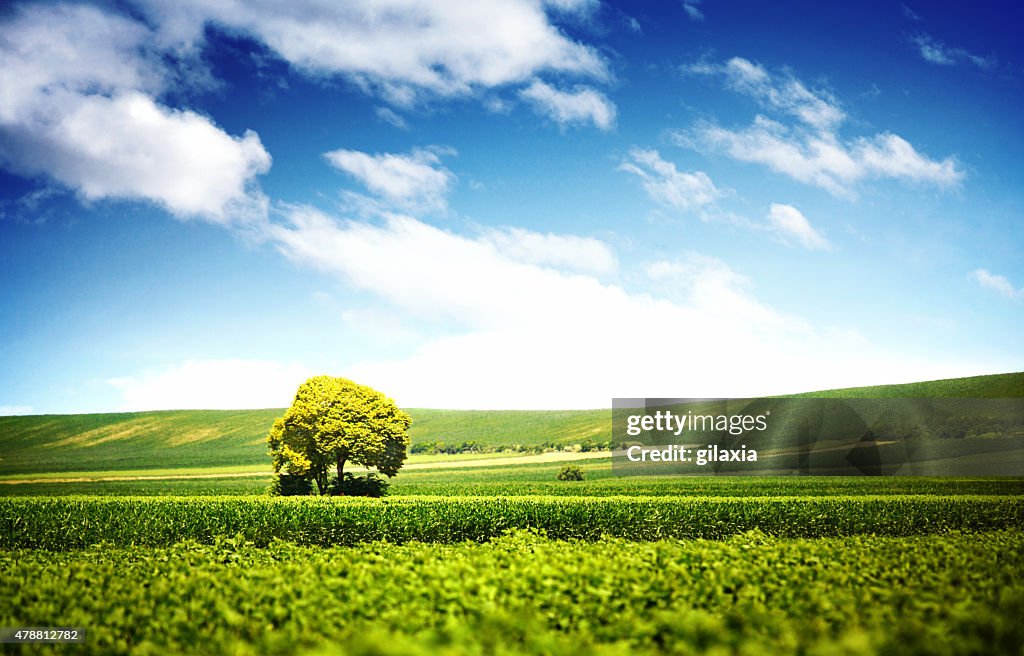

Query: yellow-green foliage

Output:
[2, 530, 1022, 655]
[2, 495, 1022, 549]
[268, 376, 411, 494]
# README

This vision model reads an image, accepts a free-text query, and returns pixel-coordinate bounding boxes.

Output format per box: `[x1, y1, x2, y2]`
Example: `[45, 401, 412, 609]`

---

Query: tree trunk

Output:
[335, 455, 346, 495]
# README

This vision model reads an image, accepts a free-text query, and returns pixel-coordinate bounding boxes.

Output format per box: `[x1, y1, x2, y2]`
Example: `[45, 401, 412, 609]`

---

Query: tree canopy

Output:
[267, 376, 411, 495]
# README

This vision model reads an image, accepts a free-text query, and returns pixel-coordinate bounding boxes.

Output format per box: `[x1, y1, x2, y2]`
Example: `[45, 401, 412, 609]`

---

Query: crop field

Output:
[1, 373, 1022, 654]
[2, 372, 1019, 478]
[1, 489, 1022, 655]
[2, 494, 1023, 549]
[3, 529, 1022, 655]
[4, 459, 1024, 497]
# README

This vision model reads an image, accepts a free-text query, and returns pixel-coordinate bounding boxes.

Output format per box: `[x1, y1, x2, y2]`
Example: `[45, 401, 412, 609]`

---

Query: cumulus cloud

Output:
[261, 207, 977, 408]
[324, 148, 455, 213]
[0, 3, 271, 224]
[970, 269, 1023, 300]
[519, 80, 617, 130]
[619, 148, 722, 213]
[680, 57, 962, 197]
[136, 0, 608, 103]
[107, 359, 313, 411]
[0, 0, 612, 221]
[765, 204, 831, 251]
[6, 93, 271, 221]
[910, 34, 996, 70]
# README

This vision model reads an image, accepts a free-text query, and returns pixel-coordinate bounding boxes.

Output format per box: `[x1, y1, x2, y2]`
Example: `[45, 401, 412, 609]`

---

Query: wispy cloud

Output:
[107, 360, 312, 411]
[619, 148, 722, 214]
[682, 1, 704, 22]
[910, 33, 996, 70]
[714, 57, 845, 132]
[680, 57, 963, 197]
[519, 80, 617, 130]
[900, 4, 923, 22]
[263, 206, 968, 407]
[375, 107, 409, 130]
[324, 147, 455, 213]
[765, 203, 831, 251]
[479, 227, 618, 276]
[970, 269, 1023, 300]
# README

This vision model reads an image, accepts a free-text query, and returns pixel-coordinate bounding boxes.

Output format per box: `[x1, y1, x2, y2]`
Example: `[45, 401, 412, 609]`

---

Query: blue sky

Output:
[1, 0, 1021, 413]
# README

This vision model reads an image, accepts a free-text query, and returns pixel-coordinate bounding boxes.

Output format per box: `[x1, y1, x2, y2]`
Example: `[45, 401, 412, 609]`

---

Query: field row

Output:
[2, 495, 1022, 549]
[4, 456, 1024, 497]
[2, 529, 1021, 655]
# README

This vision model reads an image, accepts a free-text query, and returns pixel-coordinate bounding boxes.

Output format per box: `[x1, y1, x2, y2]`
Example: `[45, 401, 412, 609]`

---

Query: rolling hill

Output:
[1, 372, 1021, 476]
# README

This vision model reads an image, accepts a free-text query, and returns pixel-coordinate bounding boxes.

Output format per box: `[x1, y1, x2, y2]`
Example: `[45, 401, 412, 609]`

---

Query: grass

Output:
[0, 451, 536, 484]
[1, 372, 1020, 478]
[1, 372, 1021, 655]
[4, 530, 1022, 655]
[787, 371, 1024, 398]
[3, 495, 1022, 548]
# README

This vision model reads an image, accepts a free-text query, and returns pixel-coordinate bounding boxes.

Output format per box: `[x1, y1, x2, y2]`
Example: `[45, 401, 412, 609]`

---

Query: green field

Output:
[3, 494, 1022, 549]
[3, 530, 1022, 655]
[2, 373, 1023, 654]
[1, 371, 1020, 478]
[0, 406, 611, 476]
[4, 461, 1024, 498]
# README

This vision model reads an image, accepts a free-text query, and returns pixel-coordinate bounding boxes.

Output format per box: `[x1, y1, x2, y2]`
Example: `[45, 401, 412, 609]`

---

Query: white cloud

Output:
[717, 57, 845, 132]
[901, 4, 923, 21]
[0, 3, 271, 224]
[519, 80, 617, 130]
[910, 34, 996, 70]
[619, 148, 722, 213]
[480, 227, 618, 276]
[543, 0, 599, 13]
[136, 0, 608, 102]
[107, 359, 313, 411]
[970, 269, 1023, 300]
[854, 132, 961, 184]
[263, 207, 981, 408]
[766, 204, 831, 251]
[0, 405, 33, 416]
[0, 5, 159, 122]
[15, 93, 270, 221]
[683, 1, 704, 22]
[324, 148, 455, 213]
[682, 57, 963, 196]
[375, 107, 409, 130]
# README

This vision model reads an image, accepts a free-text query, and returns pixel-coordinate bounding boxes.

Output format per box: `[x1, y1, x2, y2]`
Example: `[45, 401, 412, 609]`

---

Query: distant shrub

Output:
[268, 474, 314, 496]
[329, 473, 390, 497]
[557, 464, 584, 481]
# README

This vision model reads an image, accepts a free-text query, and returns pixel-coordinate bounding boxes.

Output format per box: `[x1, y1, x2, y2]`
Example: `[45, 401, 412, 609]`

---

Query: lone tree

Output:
[267, 376, 411, 495]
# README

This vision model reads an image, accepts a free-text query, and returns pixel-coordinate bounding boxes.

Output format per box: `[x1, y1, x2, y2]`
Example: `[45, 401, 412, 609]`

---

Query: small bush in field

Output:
[268, 473, 314, 496]
[329, 473, 390, 497]
[557, 464, 584, 481]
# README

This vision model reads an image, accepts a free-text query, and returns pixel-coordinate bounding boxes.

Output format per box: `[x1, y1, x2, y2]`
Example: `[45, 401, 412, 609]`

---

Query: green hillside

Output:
[788, 371, 1024, 398]
[1, 372, 1020, 476]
